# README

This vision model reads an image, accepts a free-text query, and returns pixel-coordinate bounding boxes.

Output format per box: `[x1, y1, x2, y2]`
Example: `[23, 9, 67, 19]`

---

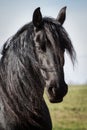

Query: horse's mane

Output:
[1, 22, 32, 56]
[58, 25, 76, 65]
[0, 21, 45, 125]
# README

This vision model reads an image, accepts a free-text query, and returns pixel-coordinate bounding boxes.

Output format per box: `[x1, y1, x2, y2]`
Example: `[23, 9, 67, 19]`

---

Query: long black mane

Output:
[0, 21, 49, 129]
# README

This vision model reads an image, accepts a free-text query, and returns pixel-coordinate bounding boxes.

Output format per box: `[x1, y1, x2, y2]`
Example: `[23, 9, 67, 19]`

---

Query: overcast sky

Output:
[0, 0, 87, 84]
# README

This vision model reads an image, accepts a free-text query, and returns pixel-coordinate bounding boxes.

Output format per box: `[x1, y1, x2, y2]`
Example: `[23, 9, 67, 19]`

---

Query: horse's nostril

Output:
[48, 86, 56, 95]
[52, 87, 56, 95]
[48, 86, 53, 93]
[47, 81, 57, 96]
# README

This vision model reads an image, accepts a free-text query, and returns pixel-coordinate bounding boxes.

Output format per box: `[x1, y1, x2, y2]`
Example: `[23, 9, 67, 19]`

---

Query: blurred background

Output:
[0, 1, 87, 130]
[0, 0, 87, 85]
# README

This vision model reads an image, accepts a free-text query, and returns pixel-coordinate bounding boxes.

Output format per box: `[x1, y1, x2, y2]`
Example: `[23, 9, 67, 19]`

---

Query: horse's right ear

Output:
[56, 6, 67, 25]
[33, 7, 43, 28]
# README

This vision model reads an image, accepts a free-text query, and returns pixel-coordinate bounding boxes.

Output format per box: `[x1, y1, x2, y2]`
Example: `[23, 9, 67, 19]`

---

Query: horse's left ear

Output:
[33, 7, 43, 28]
[56, 6, 67, 25]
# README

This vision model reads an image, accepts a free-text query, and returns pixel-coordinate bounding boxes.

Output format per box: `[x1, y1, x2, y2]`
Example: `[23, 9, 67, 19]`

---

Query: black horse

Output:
[0, 7, 76, 130]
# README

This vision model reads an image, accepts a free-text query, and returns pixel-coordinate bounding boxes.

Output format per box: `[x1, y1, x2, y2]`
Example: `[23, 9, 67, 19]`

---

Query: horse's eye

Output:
[40, 42, 46, 52]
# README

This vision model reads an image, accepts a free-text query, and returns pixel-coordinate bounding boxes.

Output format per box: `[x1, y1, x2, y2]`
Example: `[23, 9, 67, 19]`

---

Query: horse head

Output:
[33, 7, 76, 103]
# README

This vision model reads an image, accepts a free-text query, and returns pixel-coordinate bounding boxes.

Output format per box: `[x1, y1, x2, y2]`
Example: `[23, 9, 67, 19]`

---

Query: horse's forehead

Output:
[34, 21, 61, 51]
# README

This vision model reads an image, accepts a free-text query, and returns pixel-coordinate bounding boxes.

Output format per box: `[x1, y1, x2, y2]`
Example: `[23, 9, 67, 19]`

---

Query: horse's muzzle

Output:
[46, 81, 68, 103]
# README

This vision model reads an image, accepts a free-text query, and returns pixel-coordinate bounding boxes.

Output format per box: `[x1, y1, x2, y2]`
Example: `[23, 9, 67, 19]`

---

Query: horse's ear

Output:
[33, 7, 43, 28]
[56, 6, 67, 25]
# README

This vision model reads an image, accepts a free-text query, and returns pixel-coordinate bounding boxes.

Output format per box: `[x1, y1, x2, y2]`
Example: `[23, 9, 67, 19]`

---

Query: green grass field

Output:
[44, 85, 87, 130]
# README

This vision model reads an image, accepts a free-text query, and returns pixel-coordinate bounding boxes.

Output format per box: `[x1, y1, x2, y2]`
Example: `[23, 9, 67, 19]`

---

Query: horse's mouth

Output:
[49, 97, 63, 103]
[47, 93, 64, 103]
